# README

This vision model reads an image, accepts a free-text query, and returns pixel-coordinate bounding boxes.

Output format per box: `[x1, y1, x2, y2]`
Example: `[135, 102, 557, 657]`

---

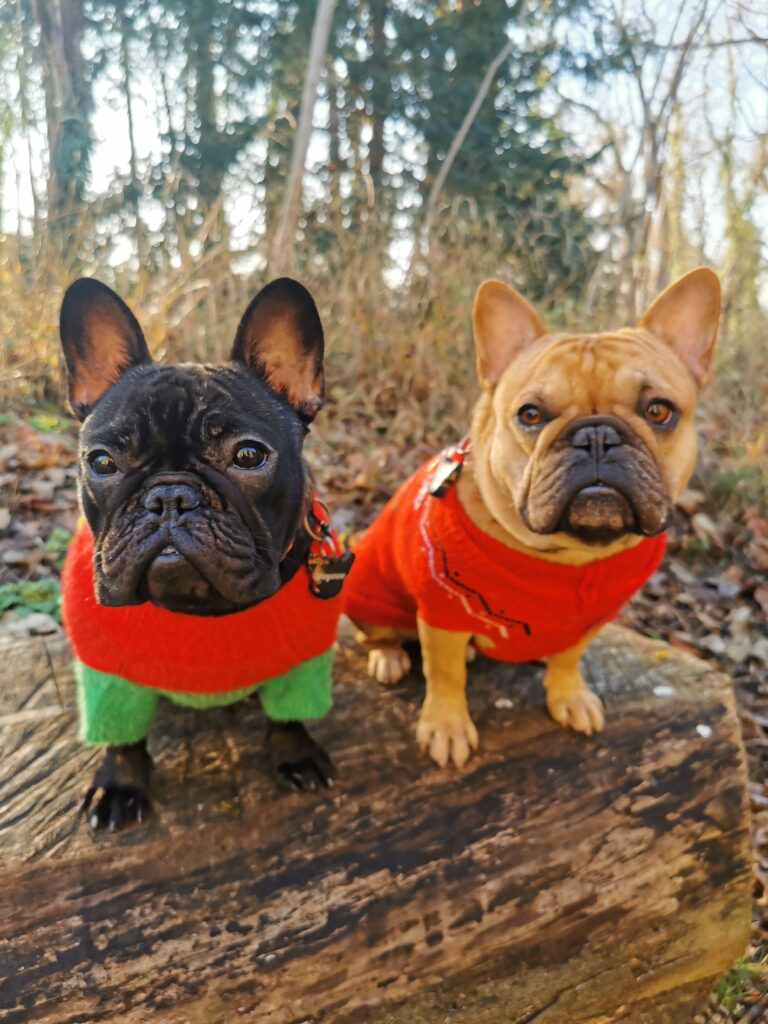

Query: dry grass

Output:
[1, 214, 766, 521]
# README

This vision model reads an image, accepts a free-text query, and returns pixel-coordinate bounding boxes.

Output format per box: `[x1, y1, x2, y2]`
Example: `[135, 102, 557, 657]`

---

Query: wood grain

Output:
[0, 622, 752, 1024]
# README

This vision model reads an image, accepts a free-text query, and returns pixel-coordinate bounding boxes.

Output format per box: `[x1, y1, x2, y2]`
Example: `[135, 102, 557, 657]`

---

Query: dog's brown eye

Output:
[87, 450, 118, 475]
[518, 404, 544, 428]
[644, 399, 676, 427]
[233, 442, 269, 470]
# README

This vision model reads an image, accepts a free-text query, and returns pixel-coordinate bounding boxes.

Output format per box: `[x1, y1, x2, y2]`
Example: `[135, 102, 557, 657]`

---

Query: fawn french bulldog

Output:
[60, 277, 352, 828]
[344, 269, 720, 767]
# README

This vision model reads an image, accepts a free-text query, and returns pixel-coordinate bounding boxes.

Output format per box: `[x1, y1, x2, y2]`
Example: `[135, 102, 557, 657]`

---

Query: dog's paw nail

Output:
[417, 714, 478, 769]
[549, 690, 604, 735]
[430, 736, 449, 767]
[450, 743, 470, 768]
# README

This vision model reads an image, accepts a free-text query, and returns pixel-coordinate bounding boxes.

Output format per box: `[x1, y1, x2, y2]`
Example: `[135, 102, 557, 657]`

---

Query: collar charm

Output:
[305, 498, 355, 599]
[427, 436, 473, 497]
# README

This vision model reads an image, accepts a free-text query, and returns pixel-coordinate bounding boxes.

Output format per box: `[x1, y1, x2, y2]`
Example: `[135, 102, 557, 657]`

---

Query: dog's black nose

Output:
[569, 422, 622, 457]
[143, 483, 201, 515]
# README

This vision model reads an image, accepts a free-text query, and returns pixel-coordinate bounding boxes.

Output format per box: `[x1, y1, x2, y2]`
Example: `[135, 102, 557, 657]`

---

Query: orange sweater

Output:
[343, 459, 666, 660]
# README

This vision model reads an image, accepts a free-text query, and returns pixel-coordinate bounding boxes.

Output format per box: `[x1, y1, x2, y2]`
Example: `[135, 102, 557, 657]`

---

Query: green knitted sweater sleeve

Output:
[76, 661, 160, 745]
[256, 647, 333, 721]
[75, 647, 334, 745]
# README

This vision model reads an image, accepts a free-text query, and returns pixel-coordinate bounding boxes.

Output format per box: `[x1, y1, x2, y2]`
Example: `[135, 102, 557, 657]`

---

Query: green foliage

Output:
[27, 413, 70, 434]
[0, 579, 61, 622]
[714, 954, 768, 1011]
[709, 460, 768, 516]
[7, 0, 608, 288]
[375, 0, 599, 296]
[44, 528, 73, 570]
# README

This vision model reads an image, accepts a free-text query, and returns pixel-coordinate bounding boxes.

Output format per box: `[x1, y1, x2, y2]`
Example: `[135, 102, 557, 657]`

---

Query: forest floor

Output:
[0, 406, 766, 1021]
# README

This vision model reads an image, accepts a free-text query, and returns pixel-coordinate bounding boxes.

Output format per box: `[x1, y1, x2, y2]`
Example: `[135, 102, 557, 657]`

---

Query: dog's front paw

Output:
[416, 704, 479, 768]
[81, 741, 153, 832]
[265, 721, 336, 792]
[547, 687, 605, 735]
[368, 645, 411, 685]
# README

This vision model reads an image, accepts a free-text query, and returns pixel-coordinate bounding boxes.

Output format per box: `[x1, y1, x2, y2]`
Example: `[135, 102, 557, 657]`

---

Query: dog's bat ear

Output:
[60, 278, 151, 420]
[231, 278, 325, 422]
[638, 268, 720, 386]
[472, 279, 548, 389]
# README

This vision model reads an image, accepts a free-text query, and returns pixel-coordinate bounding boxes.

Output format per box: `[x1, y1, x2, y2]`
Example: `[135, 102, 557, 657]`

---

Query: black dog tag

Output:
[308, 549, 356, 599]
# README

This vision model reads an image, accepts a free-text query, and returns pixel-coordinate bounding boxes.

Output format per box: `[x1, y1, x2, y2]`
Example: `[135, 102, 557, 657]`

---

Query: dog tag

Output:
[308, 549, 356, 599]
[428, 455, 465, 497]
[428, 437, 473, 498]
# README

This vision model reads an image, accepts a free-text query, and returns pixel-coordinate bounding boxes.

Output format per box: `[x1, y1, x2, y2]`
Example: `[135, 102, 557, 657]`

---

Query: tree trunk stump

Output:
[0, 621, 752, 1024]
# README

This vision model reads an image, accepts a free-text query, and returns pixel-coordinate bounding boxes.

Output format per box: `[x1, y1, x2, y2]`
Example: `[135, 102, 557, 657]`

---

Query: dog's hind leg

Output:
[353, 621, 415, 685]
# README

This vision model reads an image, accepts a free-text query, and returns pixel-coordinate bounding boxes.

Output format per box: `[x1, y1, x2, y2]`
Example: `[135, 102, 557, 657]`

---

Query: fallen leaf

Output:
[700, 634, 728, 655]
[676, 488, 706, 516]
[746, 536, 768, 571]
[691, 512, 724, 548]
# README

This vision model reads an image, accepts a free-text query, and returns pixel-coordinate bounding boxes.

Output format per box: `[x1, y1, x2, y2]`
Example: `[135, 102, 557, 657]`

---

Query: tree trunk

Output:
[30, 0, 91, 245]
[119, 11, 151, 267]
[367, 0, 387, 195]
[15, 0, 42, 237]
[0, 621, 751, 1024]
[269, 0, 338, 277]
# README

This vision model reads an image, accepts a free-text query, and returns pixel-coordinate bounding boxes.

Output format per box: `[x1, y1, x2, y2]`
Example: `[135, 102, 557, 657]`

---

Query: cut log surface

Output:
[0, 621, 752, 1024]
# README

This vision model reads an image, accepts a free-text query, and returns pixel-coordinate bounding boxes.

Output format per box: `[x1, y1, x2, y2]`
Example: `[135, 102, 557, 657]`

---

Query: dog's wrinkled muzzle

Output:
[95, 471, 281, 614]
[523, 416, 671, 542]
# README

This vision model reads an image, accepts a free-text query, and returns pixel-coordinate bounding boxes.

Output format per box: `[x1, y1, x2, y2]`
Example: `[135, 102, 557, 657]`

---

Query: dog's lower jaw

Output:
[95, 548, 282, 615]
[142, 555, 280, 615]
[563, 485, 634, 533]
[519, 486, 671, 547]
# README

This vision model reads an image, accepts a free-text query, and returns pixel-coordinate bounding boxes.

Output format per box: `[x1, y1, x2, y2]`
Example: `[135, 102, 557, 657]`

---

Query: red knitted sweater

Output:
[61, 524, 342, 693]
[343, 460, 666, 660]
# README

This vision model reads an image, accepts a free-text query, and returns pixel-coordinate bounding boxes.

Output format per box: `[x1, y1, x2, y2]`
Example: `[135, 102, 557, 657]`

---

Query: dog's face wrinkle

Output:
[80, 363, 309, 612]
[523, 425, 670, 536]
[472, 330, 700, 550]
[97, 502, 281, 609]
[95, 478, 285, 609]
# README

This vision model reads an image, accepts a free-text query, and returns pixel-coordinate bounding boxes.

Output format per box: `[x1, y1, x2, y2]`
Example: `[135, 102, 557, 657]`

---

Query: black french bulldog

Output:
[59, 277, 342, 830]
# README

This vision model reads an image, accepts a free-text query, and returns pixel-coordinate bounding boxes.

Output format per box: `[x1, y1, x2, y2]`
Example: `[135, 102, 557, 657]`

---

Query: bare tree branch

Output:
[422, 24, 520, 241]
[269, 0, 338, 277]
